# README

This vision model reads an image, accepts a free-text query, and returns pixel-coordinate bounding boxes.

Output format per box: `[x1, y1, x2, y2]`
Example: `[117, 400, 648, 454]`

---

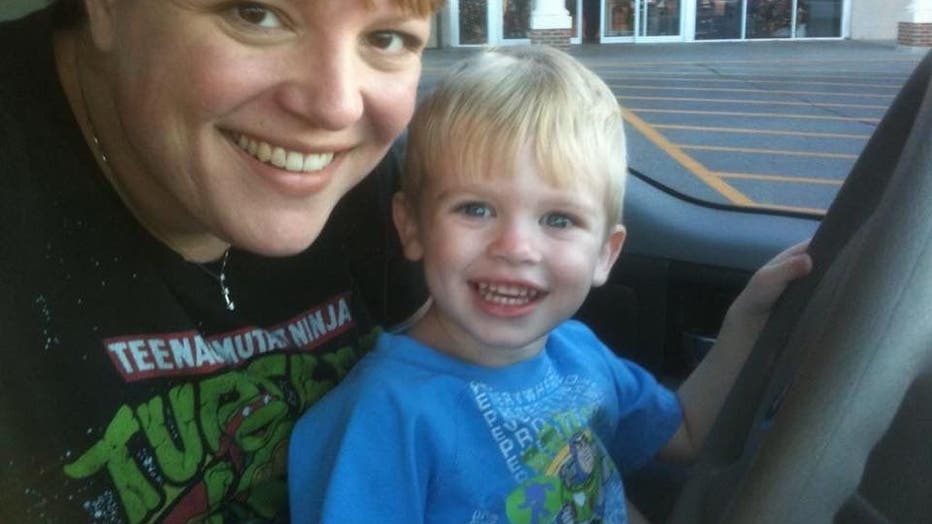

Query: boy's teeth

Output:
[476, 282, 541, 305]
[235, 134, 334, 173]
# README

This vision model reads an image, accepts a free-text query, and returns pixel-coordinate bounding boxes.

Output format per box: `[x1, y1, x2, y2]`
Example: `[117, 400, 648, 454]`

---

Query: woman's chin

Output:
[232, 221, 327, 258]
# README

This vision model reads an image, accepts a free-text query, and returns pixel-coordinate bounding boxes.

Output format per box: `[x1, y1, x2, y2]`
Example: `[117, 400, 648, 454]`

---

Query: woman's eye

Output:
[368, 32, 404, 52]
[232, 3, 283, 29]
[367, 31, 422, 54]
[455, 202, 493, 218]
[541, 213, 575, 229]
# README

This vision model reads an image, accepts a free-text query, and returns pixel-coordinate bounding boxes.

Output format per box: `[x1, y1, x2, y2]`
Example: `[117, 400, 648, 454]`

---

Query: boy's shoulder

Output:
[546, 320, 644, 375]
[293, 332, 470, 441]
[312, 331, 469, 409]
[548, 319, 608, 352]
[552, 319, 599, 338]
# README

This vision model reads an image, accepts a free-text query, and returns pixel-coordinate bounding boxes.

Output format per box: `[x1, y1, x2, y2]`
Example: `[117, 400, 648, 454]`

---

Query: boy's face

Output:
[394, 145, 626, 367]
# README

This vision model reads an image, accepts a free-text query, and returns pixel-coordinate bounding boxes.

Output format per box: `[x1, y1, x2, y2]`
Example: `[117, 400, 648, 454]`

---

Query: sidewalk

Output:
[422, 39, 927, 76]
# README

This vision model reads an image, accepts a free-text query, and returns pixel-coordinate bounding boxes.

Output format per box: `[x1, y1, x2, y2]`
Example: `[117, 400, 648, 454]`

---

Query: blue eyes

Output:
[456, 202, 494, 218]
[453, 203, 577, 229]
[541, 213, 574, 229]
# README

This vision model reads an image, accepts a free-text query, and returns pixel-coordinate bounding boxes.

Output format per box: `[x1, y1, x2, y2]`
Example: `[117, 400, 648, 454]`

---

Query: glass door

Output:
[600, 0, 682, 43]
[601, 0, 635, 41]
[638, 0, 682, 40]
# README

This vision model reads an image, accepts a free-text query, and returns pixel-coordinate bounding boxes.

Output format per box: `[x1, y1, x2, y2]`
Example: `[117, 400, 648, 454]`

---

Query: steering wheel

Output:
[668, 49, 932, 524]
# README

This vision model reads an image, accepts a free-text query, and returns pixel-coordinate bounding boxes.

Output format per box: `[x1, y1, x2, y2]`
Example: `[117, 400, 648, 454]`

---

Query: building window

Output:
[695, 0, 742, 40]
[604, 0, 634, 38]
[797, 0, 842, 38]
[645, 0, 681, 37]
[503, 0, 532, 39]
[460, 0, 489, 44]
[746, 0, 793, 38]
[695, 0, 840, 40]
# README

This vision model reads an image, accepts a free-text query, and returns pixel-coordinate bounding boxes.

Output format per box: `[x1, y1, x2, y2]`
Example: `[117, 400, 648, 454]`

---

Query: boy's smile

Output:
[473, 281, 545, 313]
[395, 144, 626, 367]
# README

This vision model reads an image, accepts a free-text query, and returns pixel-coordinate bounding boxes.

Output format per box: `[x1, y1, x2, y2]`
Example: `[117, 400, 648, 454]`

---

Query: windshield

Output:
[604, 42, 922, 215]
[425, 0, 926, 217]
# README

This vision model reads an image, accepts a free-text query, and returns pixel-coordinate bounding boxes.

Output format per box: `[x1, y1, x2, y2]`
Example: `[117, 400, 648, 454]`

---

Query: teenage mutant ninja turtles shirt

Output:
[0, 8, 424, 522]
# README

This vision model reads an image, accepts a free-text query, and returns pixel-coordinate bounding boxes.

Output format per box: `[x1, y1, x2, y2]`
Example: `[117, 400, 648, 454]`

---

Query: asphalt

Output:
[418, 40, 929, 214]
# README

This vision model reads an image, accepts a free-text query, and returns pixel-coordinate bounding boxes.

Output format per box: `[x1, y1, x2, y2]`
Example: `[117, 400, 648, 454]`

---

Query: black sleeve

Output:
[334, 148, 428, 328]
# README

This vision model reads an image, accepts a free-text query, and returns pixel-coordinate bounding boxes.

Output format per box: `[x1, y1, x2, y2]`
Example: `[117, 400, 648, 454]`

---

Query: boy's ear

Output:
[392, 192, 425, 262]
[84, 0, 118, 51]
[592, 224, 626, 287]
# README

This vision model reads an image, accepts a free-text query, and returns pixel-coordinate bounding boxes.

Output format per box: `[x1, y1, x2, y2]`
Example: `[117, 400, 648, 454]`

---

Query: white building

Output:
[430, 0, 932, 47]
[1, 1, 930, 48]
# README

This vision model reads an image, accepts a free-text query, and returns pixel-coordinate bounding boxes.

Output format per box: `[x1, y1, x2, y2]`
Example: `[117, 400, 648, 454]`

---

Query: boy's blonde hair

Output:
[403, 45, 627, 228]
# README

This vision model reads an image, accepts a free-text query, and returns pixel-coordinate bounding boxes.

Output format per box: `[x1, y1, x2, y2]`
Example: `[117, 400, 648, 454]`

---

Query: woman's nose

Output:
[488, 220, 542, 265]
[276, 45, 364, 130]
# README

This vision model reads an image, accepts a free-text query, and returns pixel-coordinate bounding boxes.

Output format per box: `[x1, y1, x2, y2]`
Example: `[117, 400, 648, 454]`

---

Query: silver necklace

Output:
[196, 250, 236, 312]
[75, 48, 235, 312]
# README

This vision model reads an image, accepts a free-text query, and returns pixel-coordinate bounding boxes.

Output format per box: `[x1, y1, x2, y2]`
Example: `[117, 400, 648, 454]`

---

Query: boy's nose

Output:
[276, 45, 364, 131]
[488, 221, 542, 265]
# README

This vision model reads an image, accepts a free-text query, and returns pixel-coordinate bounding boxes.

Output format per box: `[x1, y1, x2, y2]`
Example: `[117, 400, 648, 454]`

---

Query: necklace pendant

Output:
[220, 275, 235, 311]
[223, 289, 236, 312]
[219, 250, 234, 312]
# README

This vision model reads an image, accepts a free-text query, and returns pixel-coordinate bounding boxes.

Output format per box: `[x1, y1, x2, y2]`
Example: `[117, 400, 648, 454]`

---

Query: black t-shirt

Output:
[0, 8, 424, 523]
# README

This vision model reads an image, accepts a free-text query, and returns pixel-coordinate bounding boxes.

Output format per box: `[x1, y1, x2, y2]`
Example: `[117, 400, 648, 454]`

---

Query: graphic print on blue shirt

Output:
[469, 369, 626, 523]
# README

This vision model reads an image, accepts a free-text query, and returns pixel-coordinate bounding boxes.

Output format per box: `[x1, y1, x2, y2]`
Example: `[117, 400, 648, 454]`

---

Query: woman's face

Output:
[85, 0, 431, 258]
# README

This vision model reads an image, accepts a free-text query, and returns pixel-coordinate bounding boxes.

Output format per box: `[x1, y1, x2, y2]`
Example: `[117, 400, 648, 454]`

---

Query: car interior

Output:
[2, 1, 928, 521]
[576, 49, 932, 523]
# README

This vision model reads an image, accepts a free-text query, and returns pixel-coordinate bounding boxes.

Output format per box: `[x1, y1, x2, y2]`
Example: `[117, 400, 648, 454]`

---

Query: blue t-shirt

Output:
[288, 320, 682, 523]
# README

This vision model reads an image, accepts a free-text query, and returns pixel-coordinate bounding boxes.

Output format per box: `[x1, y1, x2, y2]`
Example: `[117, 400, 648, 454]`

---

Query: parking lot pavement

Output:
[420, 41, 927, 215]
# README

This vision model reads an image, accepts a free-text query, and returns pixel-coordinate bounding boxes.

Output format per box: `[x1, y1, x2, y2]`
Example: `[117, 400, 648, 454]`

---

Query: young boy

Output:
[288, 45, 811, 524]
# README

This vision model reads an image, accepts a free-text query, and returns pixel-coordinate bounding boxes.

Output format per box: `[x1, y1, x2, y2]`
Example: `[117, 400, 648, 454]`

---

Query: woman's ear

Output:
[83, 0, 118, 51]
[592, 224, 626, 287]
[392, 192, 425, 262]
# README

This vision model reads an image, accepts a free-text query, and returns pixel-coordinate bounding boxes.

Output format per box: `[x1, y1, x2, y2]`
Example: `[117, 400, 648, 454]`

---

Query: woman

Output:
[0, 0, 441, 521]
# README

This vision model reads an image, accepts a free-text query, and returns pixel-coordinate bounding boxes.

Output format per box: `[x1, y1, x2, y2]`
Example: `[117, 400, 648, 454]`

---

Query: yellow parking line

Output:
[680, 144, 858, 159]
[621, 110, 754, 206]
[651, 124, 870, 139]
[631, 108, 880, 123]
[717, 172, 844, 186]
[618, 95, 888, 110]
[610, 84, 895, 99]
[751, 202, 827, 214]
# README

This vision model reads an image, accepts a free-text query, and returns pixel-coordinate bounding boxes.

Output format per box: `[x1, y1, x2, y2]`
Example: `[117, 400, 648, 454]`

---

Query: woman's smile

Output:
[232, 132, 336, 173]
